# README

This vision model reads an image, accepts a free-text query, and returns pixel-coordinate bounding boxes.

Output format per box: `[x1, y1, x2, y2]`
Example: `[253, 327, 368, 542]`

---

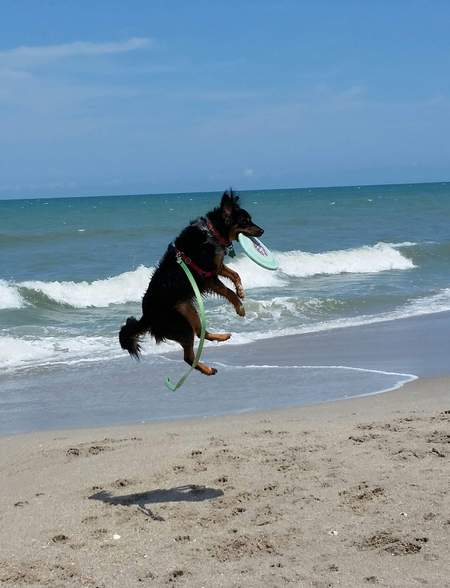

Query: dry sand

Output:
[0, 377, 449, 587]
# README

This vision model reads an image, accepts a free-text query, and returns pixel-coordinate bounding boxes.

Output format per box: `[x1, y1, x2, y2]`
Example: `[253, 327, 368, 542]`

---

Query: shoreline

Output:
[0, 367, 418, 440]
[0, 373, 439, 443]
[0, 364, 417, 438]
[2, 308, 450, 436]
[204, 308, 450, 378]
[1, 376, 449, 586]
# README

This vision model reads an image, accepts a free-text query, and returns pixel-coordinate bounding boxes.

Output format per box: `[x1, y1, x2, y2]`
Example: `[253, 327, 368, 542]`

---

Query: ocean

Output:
[1, 182, 449, 433]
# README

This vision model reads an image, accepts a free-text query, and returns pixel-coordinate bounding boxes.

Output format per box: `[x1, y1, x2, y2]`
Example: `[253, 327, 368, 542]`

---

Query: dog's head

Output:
[220, 190, 264, 240]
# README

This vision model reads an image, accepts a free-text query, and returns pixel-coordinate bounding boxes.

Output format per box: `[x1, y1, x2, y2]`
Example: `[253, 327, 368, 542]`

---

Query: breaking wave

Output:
[1, 242, 415, 309]
[19, 265, 153, 308]
[0, 280, 25, 310]
[263, 242, 414, 278]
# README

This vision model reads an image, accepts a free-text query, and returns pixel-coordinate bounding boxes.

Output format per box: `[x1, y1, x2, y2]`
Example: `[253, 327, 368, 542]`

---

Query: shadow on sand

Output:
[89, 484, 223, 515]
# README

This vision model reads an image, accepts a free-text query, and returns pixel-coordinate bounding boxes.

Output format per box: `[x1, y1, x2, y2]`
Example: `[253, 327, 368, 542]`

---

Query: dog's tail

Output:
[119, 316, 148, 359]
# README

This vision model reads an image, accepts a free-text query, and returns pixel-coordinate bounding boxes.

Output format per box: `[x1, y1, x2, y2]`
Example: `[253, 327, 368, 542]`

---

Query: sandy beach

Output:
[1, 376, 449, 587]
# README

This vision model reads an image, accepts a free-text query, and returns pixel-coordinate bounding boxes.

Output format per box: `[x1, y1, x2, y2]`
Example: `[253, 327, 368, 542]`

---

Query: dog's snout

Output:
[245, 224, 264, 237]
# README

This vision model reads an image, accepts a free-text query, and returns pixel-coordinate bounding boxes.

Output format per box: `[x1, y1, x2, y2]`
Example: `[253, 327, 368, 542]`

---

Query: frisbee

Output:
[238, 234, 278, 270]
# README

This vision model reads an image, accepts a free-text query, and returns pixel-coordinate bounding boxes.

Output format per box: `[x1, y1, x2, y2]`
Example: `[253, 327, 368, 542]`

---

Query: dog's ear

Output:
[220, 189, 240, 224]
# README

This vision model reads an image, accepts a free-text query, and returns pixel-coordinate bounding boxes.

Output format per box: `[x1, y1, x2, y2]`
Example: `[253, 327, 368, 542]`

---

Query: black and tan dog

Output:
[119, 190, 263, 375]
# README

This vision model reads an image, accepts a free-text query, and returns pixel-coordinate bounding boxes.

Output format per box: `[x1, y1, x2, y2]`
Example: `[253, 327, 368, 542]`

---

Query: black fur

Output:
[119, 189, 263, 373]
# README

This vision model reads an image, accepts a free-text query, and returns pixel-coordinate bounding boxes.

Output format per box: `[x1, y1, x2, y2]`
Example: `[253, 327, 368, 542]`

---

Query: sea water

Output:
[1, 182, 449, 433]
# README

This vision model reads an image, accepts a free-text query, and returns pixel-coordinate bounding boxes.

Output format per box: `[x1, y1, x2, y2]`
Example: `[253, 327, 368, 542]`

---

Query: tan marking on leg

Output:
[219, 264, 245, 299]
[182, 341, 216, 375]
[175, 301, 202, 338]
[206, 278, 246, 317]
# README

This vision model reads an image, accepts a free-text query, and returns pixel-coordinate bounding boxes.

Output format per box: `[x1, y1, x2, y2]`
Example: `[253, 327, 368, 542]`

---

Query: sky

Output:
[1, 0, 450, 199]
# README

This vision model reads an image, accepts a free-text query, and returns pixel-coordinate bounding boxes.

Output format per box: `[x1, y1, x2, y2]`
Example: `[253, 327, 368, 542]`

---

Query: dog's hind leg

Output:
[175, 301, 231, 342]
[182, 337, 217, 376]
[163, 309, 217, 376]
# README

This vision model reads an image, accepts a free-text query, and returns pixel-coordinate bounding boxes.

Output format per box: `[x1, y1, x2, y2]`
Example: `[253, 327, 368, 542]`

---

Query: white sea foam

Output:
[224, 241, 414, 288]
[228, 256, 287, 288]
[388, 241, 417, 248]
[0, 336, 55, 367]
[20, 265, 153, 308]
[271, 242, 415, 278]
[208, 295, 341, 327]
[0, 334, 119, 371]
[221, 288, 450, 346]
[0, 333, 177, 371]
[1, 288, 450, 372]
[403, 288, 450, 316]
[0, 280, 25, 309]
[4, 243, 414, 309]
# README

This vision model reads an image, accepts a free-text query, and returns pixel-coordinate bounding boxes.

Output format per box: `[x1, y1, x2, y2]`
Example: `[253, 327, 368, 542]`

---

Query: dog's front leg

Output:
[207, 278, 245, 317]
[219, 264, 245, 299]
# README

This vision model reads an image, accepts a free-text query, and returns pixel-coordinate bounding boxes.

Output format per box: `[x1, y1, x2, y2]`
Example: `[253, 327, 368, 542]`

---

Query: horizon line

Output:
[0, 179, 448, 203]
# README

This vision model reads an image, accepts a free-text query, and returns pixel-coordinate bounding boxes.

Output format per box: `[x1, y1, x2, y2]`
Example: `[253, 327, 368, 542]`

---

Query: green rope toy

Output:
[165, 257, 207, 391]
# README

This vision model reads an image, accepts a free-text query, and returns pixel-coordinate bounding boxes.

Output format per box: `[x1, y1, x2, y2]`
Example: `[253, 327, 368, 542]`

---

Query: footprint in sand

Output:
[91, 528, 108, 539]
[14, 500, 29, 507]
[167, 569, 187, 583]
[0, 561, 86, 585]
[192, 461, 208, 472]
[359, 532, 426, 555]
[339, 482, 385, 511]
[392, 448, 426, 460]
[65, 437, 142, 459]
[65, 444, 110, 458]
[208, 534, 276, 562]
[111, 478, 133, 488]
[174, 535, 191, 543]
[51, 534, 69, 543]
[364, 576, 380, 584]
[427, 430, 450, 444]
[348, 433, 380, 444]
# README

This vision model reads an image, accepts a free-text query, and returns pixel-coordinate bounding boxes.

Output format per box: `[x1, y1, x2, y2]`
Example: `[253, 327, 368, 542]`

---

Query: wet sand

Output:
[3, 310, 450, 436]
[1, 376, 449, 587]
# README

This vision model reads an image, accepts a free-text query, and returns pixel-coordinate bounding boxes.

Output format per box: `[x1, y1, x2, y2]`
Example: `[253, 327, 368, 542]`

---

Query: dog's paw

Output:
[236, 304, 246, 317]
[206, 332, 231, 342]
[236, 285, 245, 299]
[197, 364, 218, 376]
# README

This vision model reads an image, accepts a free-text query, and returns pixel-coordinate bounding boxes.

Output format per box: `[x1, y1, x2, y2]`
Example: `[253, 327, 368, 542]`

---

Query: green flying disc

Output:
[238, 234, 278, 271]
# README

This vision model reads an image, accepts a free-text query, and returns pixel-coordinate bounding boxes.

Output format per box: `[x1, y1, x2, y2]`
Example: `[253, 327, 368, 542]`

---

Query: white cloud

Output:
[0, 37, 154, 67]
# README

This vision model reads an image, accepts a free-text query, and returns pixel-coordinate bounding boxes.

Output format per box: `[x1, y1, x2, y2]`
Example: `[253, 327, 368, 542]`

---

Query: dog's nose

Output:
[257, 227, 264, 237]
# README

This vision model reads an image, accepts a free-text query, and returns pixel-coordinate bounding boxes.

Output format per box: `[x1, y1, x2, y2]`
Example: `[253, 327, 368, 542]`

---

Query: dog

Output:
[119, 189, 263, 375]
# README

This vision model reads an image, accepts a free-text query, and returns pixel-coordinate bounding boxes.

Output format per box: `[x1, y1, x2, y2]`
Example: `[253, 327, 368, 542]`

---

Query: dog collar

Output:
[204, 219, 236, 257]
[172, 245, 216, 279]
[205, 219, 230, 247]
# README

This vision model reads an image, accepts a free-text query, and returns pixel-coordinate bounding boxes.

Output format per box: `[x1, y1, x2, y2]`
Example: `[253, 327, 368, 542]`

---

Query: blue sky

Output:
[1, 0, 450, 198]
